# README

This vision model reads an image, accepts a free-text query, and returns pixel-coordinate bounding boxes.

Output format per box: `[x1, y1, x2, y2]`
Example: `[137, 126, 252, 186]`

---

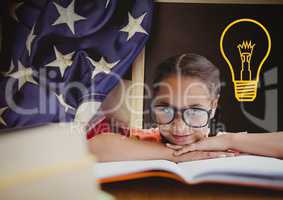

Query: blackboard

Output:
[143, 3, 283, 134]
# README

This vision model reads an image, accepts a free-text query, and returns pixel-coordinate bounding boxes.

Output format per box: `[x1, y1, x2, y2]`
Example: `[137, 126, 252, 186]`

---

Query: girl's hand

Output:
[166, 133, 235, 156]
[171, 150, 237, 163]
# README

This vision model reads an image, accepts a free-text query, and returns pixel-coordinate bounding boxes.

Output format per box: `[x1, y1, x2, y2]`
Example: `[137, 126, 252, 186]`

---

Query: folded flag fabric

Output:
[0, 0, 153, 129]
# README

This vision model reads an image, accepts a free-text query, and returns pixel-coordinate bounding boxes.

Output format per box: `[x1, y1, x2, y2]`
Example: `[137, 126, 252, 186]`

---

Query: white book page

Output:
[95, 160, 183, 180]
[194, 174, 283, 188]
[177, 155, 283, 182]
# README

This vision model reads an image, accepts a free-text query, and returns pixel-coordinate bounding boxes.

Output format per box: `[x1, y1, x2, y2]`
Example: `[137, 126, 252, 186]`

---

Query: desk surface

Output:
[101, 178, 283, 200]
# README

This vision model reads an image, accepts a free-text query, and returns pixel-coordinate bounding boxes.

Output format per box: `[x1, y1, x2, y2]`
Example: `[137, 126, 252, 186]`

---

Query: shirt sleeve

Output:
[86, 117, 111, 140]
[87, 117, 161, 143]
[130, 128, 161, 143]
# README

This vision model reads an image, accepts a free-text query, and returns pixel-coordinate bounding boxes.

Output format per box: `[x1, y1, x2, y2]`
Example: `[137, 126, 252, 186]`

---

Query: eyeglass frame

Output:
[150, 105, 212, 128]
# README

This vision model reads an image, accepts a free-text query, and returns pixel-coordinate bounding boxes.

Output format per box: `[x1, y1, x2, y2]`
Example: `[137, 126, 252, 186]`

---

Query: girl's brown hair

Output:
[153, 53, 221, 98]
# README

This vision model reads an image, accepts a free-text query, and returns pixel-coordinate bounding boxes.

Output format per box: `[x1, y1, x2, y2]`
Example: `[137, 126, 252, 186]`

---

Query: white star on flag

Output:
[87, 56, 119, 79]
[0, 107, 8, 126]
[11, 2, 24, 22]
[8, 61, 37, 91]
[55, 93, 75, 112]
[2, 60, 15, 76]
[52, 0, 86, 34]
[46, 46, 74, 77]
[120, 12, 148, 41]
[105, 0, 111, 8]
[26, 25, 37, 56]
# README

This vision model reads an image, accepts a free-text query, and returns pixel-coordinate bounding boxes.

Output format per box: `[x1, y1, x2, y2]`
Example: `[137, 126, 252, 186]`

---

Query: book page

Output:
[96, 160, 182, 180]
[177, 155, 283, 182]
[193, 173, 283, 188]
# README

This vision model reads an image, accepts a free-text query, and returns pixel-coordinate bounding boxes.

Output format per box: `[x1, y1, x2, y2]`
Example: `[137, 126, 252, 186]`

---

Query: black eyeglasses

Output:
[150, 105, 212, 128]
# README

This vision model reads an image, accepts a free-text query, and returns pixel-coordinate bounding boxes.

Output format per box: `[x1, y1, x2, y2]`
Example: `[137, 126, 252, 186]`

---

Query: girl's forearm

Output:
[88, 133, 175, 162]
[230, 132, 283, 158]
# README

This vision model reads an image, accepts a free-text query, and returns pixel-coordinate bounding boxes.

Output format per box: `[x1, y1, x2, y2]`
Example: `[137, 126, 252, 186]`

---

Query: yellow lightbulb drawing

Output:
[220, 18, 271, 102]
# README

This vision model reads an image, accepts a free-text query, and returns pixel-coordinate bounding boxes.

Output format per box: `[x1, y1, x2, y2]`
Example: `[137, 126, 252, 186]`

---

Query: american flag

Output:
[0, 0, 153, 129]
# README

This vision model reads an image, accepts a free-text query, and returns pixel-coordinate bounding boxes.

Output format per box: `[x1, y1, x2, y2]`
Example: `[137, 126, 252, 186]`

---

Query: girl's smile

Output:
[172, 134, 193, 143]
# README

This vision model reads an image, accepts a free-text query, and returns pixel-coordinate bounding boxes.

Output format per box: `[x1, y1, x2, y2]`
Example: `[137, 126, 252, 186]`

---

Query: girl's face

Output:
[152, 75, 218, 145]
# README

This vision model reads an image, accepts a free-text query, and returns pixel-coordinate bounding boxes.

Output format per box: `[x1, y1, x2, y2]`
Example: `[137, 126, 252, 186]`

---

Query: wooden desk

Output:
[101, 178, 283, 200]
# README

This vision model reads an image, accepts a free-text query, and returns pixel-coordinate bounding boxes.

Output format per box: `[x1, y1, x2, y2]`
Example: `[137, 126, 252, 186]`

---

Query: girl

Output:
[88, 53, 237, 162]
[163, 57, 283, 159]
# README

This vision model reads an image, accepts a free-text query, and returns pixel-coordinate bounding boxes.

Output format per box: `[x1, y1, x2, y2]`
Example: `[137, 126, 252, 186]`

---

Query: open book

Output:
[96, 155, 283, 190]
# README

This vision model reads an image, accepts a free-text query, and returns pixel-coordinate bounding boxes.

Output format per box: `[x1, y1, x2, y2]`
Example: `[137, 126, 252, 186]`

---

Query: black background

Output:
[143, 3, 283, 134]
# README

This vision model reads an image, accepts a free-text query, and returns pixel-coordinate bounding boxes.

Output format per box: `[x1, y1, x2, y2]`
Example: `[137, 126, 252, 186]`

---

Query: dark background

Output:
[143, 3, 283, 134]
